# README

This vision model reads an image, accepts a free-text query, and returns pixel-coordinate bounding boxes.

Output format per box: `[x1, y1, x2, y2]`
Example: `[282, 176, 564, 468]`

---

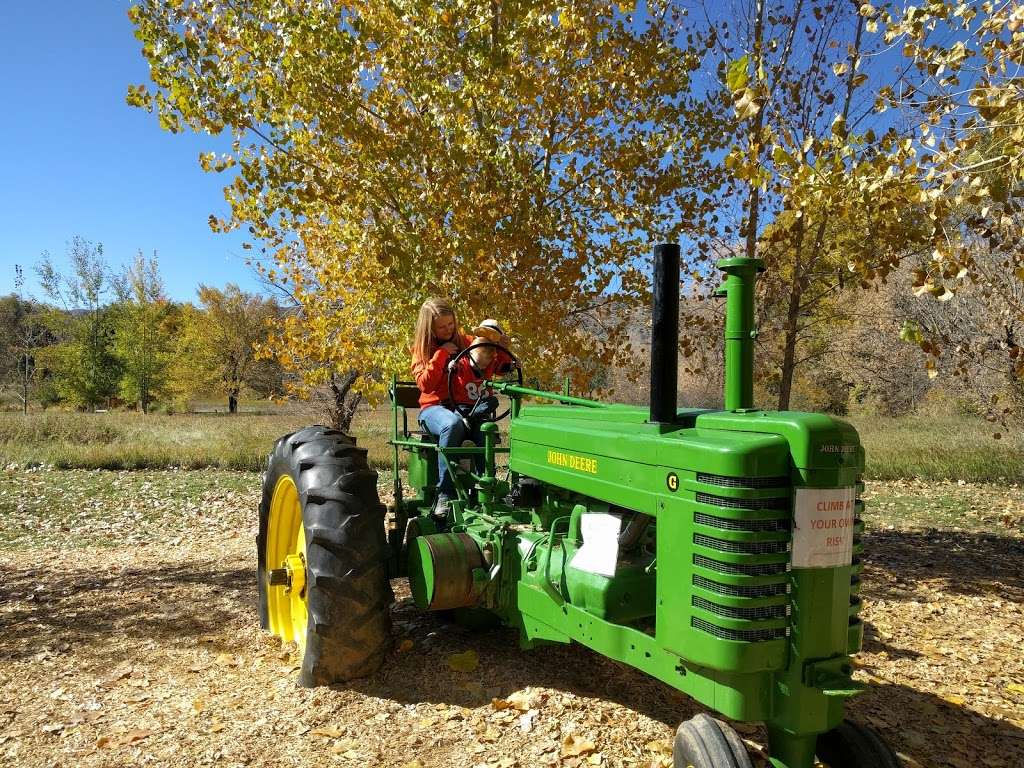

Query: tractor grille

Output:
[693, 574, 789, 598]
[697, 473, 789, 488]
[849, 483, 865, 641]
[694, 534, 789, 555]
[690, 474, 793, 645]
[694, 512, 790, 532]
[693, 554, 787, 577]
[693, 596, 789, 621]
[691, 617, 789, 642]
[696, 491, 790, 511]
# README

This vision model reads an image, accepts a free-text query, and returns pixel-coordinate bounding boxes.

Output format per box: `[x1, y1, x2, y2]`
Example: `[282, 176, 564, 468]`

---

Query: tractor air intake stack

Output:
[717, 256, 765, 411]
[649, 243, 680, 424]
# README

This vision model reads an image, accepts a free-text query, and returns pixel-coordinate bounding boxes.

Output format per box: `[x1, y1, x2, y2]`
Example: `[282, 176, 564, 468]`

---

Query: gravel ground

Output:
[1, 469, 1022, 768]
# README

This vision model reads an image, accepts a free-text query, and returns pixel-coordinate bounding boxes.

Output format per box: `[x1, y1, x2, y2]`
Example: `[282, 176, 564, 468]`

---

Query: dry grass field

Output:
[0, 407, 1020, 482]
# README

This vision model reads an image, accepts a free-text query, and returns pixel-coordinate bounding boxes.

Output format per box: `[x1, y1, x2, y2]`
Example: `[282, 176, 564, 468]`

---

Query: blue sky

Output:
[0, 2, 259, 303]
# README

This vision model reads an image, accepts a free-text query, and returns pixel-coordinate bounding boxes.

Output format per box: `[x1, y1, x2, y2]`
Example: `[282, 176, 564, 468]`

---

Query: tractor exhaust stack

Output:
[717, 256, 765, 411]
[650, 243, 680, 424]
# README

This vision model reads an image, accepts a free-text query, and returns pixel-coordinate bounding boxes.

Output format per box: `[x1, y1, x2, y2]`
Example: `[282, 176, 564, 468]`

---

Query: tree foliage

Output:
[877, 0, 1024, 411]
[704, 0, 930, 409]
[112, 252, 174, 413]
[128, 0, 730, 402]
[170, 284, 283, 412]
[36, 238, 123, 410]
[0, 279, 52, 414]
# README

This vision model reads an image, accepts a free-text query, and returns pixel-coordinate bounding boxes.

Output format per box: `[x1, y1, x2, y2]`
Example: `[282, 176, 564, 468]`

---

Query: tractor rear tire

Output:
[257, 426, 392, 687]
[673, 713, 753, 768]
[815, 719, 900, 768]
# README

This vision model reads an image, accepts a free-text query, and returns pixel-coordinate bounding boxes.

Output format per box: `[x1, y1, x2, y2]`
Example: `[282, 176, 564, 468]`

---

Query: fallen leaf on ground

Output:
[646, 739, 672, 756]
[98, 665, 133, 689]
[561, 734, 596, 758]
[492, 689, 533, 712]
[97, 728, 155, 748]
[311, 726, 344, 738]
[330, 739, 360, 754]
[448, 650, 479, 672]
[519, 710, 536, 733]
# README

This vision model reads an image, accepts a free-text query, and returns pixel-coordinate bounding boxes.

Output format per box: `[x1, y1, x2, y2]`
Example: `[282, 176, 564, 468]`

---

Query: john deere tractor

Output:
[257, 244, 899, 768]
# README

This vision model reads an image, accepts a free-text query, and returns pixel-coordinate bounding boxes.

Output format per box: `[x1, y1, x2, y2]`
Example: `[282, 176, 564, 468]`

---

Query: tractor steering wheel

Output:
[446, 342, 523, 423]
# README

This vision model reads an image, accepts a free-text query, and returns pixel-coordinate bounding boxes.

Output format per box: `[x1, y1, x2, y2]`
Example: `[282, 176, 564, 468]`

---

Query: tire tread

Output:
[256, 425, 392, 687]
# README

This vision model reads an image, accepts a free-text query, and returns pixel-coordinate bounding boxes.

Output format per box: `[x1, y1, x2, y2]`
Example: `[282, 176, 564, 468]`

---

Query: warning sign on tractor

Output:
[792, 487, 856, 568]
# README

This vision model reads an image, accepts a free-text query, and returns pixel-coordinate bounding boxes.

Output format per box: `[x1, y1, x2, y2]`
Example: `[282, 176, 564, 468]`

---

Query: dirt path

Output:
[1, 470, 1022, 767]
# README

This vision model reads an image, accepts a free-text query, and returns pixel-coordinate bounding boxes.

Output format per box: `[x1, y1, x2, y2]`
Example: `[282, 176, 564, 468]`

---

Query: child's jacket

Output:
[412, 336, 510, 409]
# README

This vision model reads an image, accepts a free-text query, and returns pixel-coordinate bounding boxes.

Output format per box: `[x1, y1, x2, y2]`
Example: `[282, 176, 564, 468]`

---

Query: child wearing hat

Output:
[448, 320, 512, 418]
[410, 300, 511, 518]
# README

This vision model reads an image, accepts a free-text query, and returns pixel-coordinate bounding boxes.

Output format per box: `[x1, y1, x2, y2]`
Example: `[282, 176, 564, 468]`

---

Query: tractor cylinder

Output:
[408, 532, 486, 610]
[650, 243, 680, 424]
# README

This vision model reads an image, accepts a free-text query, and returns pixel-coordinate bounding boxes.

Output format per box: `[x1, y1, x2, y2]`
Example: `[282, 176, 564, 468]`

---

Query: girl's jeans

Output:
[419, 397, 498, 496]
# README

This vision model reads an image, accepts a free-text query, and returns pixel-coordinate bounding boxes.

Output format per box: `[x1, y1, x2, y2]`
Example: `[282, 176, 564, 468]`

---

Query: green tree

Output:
[128, 0, 728, 409]
[0, 269, 53, 413]
[170, 285, 282, 413]
[36, 238, 122, 410]
[112, 252, 174, 413]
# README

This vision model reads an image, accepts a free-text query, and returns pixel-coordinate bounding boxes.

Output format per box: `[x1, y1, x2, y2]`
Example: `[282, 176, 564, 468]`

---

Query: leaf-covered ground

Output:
[1, 469, 1022, 767]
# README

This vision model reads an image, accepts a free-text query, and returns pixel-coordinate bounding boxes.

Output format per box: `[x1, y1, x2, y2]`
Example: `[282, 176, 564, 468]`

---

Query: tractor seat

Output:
[389, 382, 438, 443]
[390, 382, 423, 409]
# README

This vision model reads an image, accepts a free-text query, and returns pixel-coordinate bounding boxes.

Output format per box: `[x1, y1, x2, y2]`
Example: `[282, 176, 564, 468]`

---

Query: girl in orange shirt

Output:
[411, 298, 474, 516]
[411, 298, 509, 517]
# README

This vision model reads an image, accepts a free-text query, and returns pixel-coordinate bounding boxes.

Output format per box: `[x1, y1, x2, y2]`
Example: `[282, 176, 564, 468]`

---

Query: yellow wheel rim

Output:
[266, 475, 308, 655]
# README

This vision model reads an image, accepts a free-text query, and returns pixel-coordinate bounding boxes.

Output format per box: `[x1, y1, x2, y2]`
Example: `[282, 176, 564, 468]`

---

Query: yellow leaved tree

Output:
[128, 0, 730, 423]
[876, 0, 1024, 416]
[708, 0, 930, 411]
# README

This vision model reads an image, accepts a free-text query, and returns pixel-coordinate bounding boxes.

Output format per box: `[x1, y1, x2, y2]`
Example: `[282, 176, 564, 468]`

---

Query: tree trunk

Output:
[328, 370, 362, 432]
[22, 354, 29, 415]
[777, 11, 865, 411]
[777, 287, 803, 411]
[1007, 325, 1024, 407]
[228, 392, 239, 414]
[742, 0, 767, 263]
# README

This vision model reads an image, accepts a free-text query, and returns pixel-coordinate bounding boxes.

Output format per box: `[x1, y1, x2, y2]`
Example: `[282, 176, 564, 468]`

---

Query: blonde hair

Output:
[412, 297, 462, 368]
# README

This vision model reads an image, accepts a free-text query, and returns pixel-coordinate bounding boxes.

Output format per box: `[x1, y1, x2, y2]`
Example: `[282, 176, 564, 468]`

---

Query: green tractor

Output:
[257, 244, 899, 768]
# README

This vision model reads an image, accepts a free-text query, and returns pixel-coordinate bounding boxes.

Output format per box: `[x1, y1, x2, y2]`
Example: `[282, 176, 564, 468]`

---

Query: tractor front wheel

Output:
[673, 713, 753, 768]
[815, 719, 900, 768]
[257, 426, 392, 687]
